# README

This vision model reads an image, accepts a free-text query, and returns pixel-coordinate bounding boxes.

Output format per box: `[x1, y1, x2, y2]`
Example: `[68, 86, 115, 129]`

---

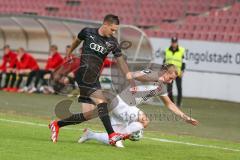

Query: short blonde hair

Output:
[161, 64, 178, 76]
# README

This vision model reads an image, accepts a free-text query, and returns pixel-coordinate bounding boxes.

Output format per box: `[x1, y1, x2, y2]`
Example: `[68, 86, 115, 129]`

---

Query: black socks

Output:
[57, 102, 114, 135]
[97, 103, 114, 135]
[57, 113, 86, 127]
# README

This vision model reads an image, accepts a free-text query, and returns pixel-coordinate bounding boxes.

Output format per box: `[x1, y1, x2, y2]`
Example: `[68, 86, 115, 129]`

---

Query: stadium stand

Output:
[149, 2, 240, 42]
[0, 0, 239, 42]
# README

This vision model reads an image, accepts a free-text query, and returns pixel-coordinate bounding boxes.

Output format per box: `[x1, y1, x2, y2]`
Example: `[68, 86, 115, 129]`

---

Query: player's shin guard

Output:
[97, 103, 114, 134]
[57, 113, 86, 127]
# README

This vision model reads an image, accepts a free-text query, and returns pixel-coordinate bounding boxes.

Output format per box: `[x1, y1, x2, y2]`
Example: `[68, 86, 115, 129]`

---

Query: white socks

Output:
[86, 122, 144, 144]
[124, 122, 144, 134]
[87, 131, 109, 144]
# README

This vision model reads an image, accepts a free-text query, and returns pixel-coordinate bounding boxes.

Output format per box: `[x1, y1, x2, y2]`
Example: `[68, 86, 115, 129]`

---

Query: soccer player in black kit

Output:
[49, 14, 136, 145]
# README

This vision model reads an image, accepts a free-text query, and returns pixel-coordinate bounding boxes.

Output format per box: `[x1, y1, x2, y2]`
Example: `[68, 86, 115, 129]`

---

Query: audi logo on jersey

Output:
[89, 43, 105, 54]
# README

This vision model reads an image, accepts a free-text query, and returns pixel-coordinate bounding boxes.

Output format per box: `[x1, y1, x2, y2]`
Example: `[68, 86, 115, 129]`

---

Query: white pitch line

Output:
[144, 137, 240, 152]
[0, 118, 239, 152]
[0, 118, 82, 131]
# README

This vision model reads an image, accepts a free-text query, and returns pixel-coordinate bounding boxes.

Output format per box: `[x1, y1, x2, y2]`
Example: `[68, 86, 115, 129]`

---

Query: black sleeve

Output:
[112, 39, 122, 58]
[163, 51, 166, 64]
[181, 55, 185, 71]
[77, 28, 88, 40]
[181, 63, 185, 71]
[163, 58, 166, 64]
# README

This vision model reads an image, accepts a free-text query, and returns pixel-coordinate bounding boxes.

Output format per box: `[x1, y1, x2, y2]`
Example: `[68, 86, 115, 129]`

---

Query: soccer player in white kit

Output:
[78, 64, 198, 147]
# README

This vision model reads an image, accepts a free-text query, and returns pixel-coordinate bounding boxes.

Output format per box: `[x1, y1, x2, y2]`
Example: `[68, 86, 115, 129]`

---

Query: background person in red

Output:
[28, 45, 63, 93]
[0, 45, 18, 91]
[14, 47, 39, 92]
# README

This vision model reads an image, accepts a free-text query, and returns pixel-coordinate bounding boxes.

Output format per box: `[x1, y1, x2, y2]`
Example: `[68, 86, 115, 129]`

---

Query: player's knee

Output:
[139, 113, 149, 128]
[91, 97, 107, 105]
[142, 117, 149, 128]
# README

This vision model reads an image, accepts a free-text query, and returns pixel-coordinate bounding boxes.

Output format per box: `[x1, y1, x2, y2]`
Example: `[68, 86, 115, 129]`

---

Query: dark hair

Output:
[103, 14, 120, 25]
[171, 37, 178, 43]
[3, 44, 10, 49]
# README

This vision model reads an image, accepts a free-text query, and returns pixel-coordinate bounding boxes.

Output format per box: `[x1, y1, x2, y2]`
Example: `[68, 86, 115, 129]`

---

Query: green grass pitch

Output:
[0, 91, 239, 160]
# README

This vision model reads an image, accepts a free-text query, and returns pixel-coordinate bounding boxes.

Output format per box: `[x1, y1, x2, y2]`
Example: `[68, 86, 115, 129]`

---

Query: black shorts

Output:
[77, 81, 101, 104]
[75, 68, 101, 104]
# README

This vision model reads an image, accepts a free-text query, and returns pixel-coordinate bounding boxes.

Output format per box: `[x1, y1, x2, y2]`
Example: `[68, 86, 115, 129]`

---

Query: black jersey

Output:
[77, 27, 122, 84]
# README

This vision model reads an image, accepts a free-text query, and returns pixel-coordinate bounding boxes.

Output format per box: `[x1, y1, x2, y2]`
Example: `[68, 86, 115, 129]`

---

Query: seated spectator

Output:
[0, 71, 2, 88]
[0, 45, 18, 91]
[28, 45, 63, 93]
[50, 45, 79, 94]
[15, 47, 39, 92]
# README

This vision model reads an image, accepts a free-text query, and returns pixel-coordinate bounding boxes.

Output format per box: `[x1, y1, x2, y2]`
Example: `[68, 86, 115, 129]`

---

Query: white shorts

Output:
[110, 96, 143, 133]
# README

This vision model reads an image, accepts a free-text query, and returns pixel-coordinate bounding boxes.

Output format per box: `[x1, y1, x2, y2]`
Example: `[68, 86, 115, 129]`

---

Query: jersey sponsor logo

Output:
[89, 43, 105, 54]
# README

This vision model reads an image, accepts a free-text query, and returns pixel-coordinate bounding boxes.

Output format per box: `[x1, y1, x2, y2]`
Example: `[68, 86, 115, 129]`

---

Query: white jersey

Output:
[114, 69, 168, 106]
[110, 70, 168, 130]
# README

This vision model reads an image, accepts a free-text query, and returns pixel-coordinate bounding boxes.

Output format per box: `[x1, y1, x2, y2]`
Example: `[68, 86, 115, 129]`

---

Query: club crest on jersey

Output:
[89, 35, 95, 40]
[89, 43, 105, 54]
[105, 41, 115, 50]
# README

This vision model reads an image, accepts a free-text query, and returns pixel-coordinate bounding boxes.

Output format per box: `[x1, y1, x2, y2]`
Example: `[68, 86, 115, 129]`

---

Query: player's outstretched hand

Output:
[186, 118, 199, 126]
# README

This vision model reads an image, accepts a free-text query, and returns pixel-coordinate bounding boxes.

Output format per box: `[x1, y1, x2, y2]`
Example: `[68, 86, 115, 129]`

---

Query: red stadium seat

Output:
[0, 0, 239, 42]
[215, 34, 224, 41]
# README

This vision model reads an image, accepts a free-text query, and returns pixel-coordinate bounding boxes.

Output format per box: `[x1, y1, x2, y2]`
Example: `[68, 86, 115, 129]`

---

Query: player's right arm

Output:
[160, 95, 199, 126]
[67, 28, 88, 57]
[67, 38, 82, 57]
[115, 56, 137, 93]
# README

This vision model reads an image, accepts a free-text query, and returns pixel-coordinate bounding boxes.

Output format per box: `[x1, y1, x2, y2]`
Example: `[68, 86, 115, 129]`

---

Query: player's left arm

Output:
[130, 71, 157, 82]
[160, 95, 199, 126]
[115, 55, 136, 92]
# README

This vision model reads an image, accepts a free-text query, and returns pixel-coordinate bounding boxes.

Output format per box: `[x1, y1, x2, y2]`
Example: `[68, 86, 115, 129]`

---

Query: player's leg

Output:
[57, 103, 95, 128]
[78, 97, 146, 147]
[49, 102, 95, 143]
[176, 76, 182, 107]
[78, 128, 109, 145]
[55, 68, 98, 126]
[49, 73, 99, 142]
[51, 97, 120, 144]
[78, 96, 129, 147]
[118, 109, 147, 135]
[3, 72, 10, 88]
[9, 72, 16, 88]
[111, 96, 148, 132]
[0, 72, 2, 88]
[16, 74, 24, 89]
[111, 110, 147, 142]
[90, 90, 114, 134]
[78, 127, 124, 148]
[28, 70, 43, 93]
[20, 71, 37, 92]
[41, 70, 52, 86]
[89, 90, 125, 145]
[78, 111, 146, 146]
